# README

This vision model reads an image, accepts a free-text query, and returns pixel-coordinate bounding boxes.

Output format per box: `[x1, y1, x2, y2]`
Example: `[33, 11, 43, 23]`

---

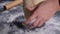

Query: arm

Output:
[4, 0, 23, 10]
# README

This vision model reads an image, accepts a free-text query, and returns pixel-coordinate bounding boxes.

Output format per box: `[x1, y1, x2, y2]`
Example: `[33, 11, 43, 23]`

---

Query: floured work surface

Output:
[0, 1, 60, 34]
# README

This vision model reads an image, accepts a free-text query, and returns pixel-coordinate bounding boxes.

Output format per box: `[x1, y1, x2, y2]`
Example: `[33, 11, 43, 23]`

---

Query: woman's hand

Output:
[24, 0, 59, 29]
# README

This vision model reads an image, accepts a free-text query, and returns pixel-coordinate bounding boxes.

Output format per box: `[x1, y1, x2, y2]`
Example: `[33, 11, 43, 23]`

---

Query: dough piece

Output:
[33, 0, 47, 6]
[29, 0, 47, 7]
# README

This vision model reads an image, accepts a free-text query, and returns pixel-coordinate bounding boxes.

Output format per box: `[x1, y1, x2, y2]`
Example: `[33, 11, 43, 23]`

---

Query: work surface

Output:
[0, 1, 60, 34]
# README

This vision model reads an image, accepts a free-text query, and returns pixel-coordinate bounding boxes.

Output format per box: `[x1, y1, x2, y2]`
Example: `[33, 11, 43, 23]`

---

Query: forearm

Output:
[4, 0, 23, 10]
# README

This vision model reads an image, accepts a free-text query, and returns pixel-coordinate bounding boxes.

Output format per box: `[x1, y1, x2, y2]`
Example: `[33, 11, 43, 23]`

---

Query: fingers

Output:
[30, 16, 43, 29]
[24, 13, 37, 25]
[37, 18, 46, 27]
[24, 13, 46, 29]
[30, 16, 46, 29]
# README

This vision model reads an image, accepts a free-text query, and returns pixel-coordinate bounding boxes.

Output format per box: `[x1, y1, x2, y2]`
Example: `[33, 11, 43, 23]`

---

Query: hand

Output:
[24, 0, 59, 29]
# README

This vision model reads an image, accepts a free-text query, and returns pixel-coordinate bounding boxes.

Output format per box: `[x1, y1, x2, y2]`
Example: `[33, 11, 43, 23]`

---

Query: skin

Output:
[24, 0, 59, 29]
